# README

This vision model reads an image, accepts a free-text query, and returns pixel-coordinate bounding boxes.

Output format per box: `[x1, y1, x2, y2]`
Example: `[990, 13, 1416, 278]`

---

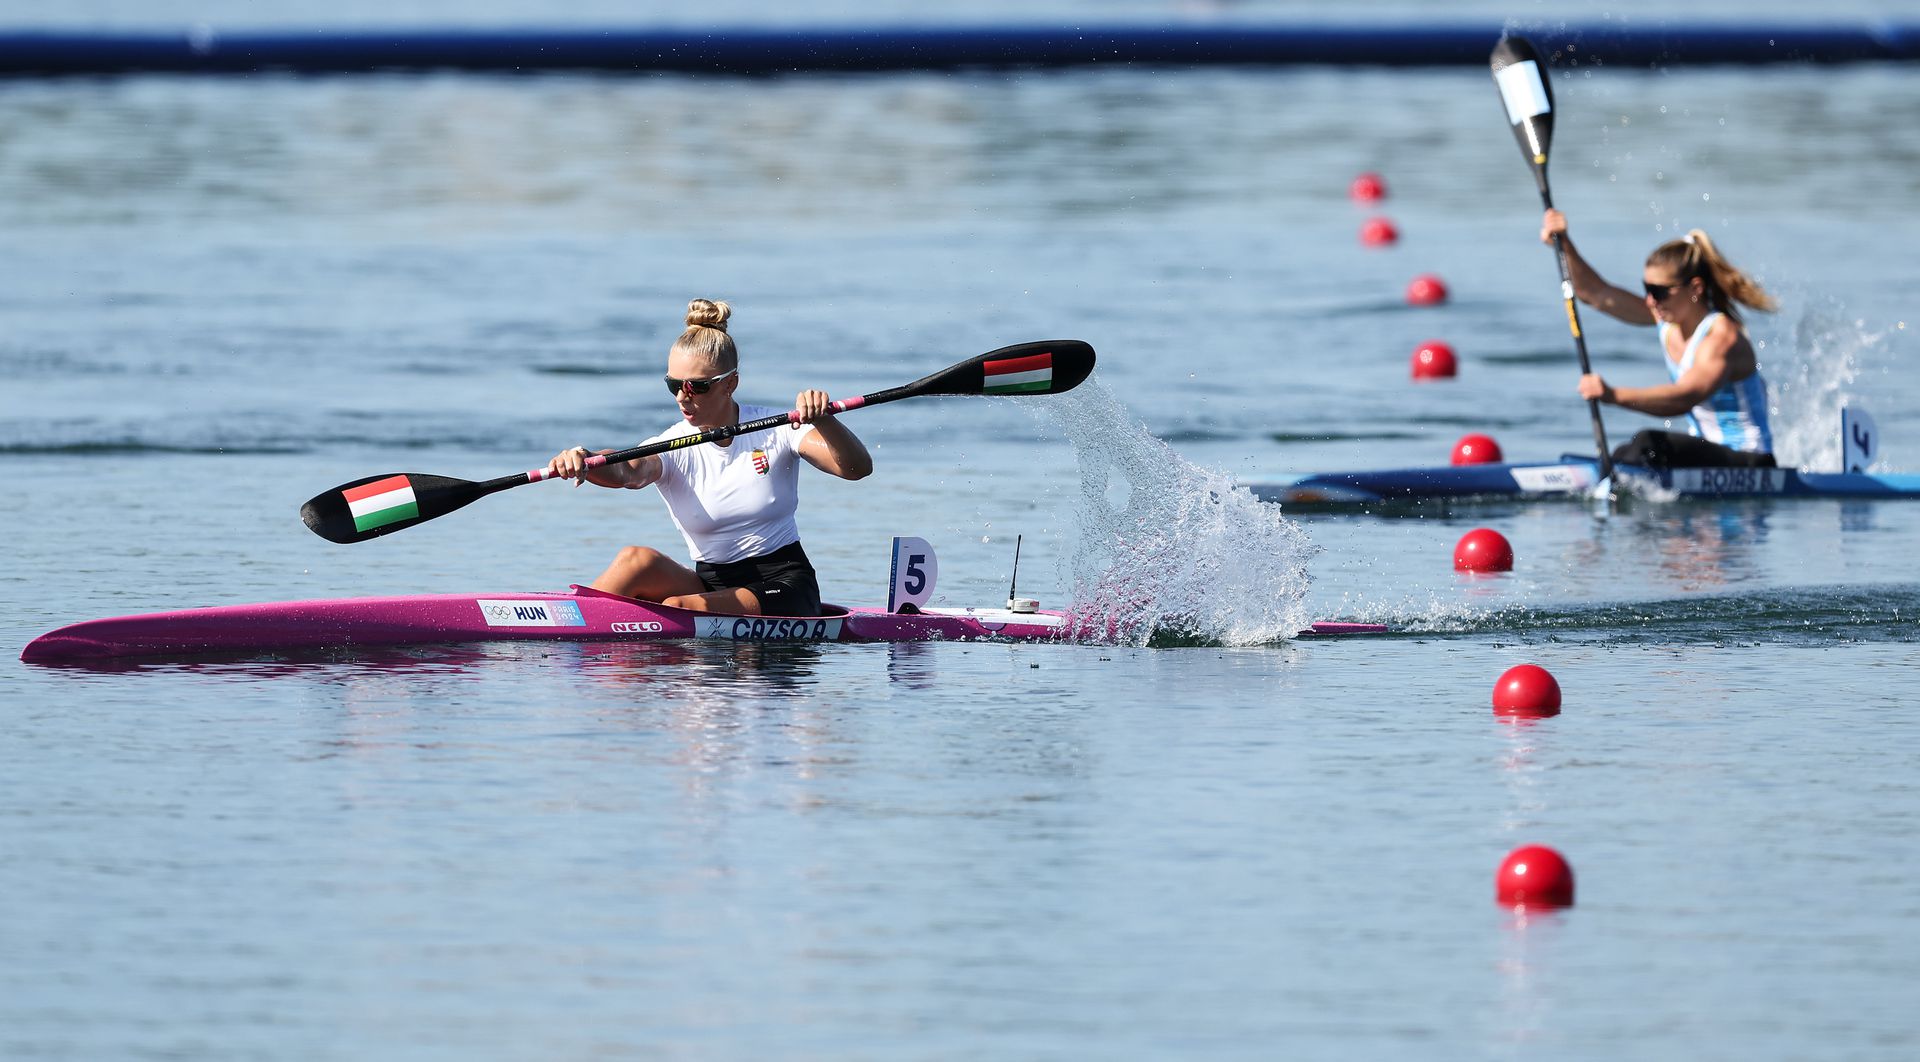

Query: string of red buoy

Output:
[1352, 170, 1573, 910]
[1493, 665, 1573, 908]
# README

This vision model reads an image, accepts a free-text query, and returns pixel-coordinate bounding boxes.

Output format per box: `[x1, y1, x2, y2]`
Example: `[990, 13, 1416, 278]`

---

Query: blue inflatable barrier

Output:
[1, 23, 1917, 77]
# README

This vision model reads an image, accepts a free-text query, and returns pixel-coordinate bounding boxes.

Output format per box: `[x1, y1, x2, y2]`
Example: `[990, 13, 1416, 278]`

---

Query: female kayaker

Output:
[1542, 209, 1778, 469]
[545, 298, 871, 616]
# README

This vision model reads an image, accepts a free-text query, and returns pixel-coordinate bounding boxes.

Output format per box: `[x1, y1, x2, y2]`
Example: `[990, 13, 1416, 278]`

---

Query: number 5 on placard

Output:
[887, 536, 938, 613]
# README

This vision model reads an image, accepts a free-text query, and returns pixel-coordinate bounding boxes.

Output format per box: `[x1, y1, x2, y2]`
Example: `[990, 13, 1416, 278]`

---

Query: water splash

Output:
[1034, 380, 1320, 647]
[1764, 296, 1897, 471]
[1328, 588, 1507, 635]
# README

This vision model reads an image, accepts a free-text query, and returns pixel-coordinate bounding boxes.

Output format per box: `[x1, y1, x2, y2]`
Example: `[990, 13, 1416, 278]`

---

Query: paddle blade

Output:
[300, 472, 487, 544]
[901, 340, 1096, 398]
[1490, 36, 1556, 186]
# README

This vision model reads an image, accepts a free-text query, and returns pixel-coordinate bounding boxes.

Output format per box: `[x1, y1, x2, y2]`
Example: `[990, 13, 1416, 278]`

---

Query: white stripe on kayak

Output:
[922, 607, 1067, 627]
[476, 600, 585, 627]
[695, 616, 846, 641]
[1510, 465, 1595, 493]
[1670, 467, 1788, 495]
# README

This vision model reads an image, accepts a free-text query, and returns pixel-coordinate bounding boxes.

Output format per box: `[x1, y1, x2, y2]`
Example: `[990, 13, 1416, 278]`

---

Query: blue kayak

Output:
[1248, 455, 1920, 505]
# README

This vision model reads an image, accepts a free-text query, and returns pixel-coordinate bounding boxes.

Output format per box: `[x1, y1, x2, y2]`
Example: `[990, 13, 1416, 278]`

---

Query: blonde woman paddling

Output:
[1543, 209, 1779, 469]
[546, 299, 872, 617]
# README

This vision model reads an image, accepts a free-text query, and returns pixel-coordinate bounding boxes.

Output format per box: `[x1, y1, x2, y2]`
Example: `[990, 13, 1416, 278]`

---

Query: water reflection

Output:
[1493, 902, 1571, 1048]
[1519, 503, 1774, 595]
[882, 639, 942, 690]
[567, 639, 826, 697]
[1838, 500, 1876, 533]
[33, 638, 842, 785]
[1493, 705, 1552, 831]
[1642, 508, 1770, 592]
[21, 640, 503, 677]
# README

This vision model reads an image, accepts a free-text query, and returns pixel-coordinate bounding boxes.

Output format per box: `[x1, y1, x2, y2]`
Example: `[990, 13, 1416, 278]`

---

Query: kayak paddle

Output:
[1490, 35, 1616, 494]
[301, 339, 1097, 544]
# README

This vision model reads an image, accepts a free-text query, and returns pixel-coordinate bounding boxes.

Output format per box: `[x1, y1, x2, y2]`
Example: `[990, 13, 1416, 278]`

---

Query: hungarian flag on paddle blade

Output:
[342, 474, 420, 533]
[982, 351, 1053, 394]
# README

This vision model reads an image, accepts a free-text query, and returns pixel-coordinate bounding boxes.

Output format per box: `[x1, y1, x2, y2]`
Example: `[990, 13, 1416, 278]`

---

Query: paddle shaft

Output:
[1535, 184, 1616, 482]
[522, 394, 877, 489]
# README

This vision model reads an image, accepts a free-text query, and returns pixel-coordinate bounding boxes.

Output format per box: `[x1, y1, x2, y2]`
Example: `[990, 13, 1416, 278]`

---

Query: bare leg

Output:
[590, 546, 707, 601]
[660, 587, 763, 615]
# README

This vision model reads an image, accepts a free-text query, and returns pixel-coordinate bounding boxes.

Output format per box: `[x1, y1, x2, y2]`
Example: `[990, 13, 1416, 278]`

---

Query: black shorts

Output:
[694, 541, 821, 617]
[1612, 430, 1777, 471]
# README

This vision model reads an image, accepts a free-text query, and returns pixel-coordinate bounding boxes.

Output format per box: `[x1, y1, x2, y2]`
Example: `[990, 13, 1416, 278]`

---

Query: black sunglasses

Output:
[1643, 279, 1688, 301]
[663, 368, 737, 396]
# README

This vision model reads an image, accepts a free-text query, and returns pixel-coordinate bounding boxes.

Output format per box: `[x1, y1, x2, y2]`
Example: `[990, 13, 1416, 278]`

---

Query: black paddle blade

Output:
[1491, 36, 1555, 187]
[301, 472, 488, 544]
[901, 340, 1097, 398]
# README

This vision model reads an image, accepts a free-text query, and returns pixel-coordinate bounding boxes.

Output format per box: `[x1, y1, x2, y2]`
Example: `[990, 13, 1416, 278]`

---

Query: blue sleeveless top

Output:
[1660, 312, 1772, 454]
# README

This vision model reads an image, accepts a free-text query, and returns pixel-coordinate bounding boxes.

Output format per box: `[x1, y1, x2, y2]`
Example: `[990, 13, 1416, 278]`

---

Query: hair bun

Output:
[685, 298, 732, 332]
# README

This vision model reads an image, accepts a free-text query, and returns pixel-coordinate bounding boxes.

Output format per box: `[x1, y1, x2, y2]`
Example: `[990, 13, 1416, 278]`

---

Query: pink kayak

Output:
[22, 584, 1385, 663]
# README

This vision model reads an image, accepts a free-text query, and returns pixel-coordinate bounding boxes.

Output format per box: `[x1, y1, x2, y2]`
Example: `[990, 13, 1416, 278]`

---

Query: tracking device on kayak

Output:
[1005, 534, 1038, 613]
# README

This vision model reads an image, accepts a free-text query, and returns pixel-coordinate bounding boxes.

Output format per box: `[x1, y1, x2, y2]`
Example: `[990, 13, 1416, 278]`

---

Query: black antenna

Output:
[1007, 534, 1023, 606]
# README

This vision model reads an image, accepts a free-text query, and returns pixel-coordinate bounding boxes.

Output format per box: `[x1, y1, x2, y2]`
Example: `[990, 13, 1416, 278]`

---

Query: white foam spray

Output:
[1034, 380, 1320, 647]
[1762, 294, 1899, 471]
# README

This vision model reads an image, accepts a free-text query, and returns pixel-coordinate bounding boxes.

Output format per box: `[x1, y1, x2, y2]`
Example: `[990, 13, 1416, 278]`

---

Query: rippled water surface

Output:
[4, 3, 1920, 1058]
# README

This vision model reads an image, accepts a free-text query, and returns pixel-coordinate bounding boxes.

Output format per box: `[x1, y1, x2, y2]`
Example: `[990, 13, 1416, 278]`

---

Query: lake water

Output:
[4, 2, 1919, 1058]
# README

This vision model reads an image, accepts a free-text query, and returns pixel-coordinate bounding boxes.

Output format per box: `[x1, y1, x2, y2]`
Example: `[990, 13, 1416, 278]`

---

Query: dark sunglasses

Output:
[663, 368, 737, 396]
[1643, 279, 1688, 301]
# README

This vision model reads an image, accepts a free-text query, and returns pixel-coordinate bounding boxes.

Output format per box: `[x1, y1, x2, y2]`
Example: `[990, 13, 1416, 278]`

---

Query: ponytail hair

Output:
[671, 298, 737, 370]
[1646, 230, 1777, 323]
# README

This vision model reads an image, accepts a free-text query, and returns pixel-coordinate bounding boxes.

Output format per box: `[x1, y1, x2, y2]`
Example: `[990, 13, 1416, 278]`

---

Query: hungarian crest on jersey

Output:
[750, 448, 769, 475]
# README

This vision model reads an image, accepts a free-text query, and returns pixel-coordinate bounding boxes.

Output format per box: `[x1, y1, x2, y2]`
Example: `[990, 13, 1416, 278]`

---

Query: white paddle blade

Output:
[1495, 59, 1552, 125]
[1495, 59, 1552, 163]
[1490, 36, 1556, 178]
[1843, 406, 1879, 472]
[887, 536, 938, 613]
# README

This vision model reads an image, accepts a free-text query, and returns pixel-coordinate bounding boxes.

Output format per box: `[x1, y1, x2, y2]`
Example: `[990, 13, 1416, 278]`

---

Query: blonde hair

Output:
[671, 298, 737, 371]
[1647, 230, 1777, 323]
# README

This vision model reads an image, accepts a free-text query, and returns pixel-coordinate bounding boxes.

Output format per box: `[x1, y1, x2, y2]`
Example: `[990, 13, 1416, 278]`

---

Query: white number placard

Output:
[1843, 406, 1878, 472]
[887, 536, 938, 613]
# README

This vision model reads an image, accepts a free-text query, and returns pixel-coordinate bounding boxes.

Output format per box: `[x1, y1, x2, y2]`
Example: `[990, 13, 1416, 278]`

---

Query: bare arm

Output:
[791, 389, 873, 481]
[1542, 209, 1655, 326]
[546, 446, 664, 490]
[1579, 320, 1733, 417]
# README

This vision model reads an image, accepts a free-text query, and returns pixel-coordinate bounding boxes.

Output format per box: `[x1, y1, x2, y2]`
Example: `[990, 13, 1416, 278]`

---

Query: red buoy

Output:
[1350, 172, 1387, 202]
[1496, 844, 1575, 908]
[1406, 274, 1450, 306]
[1451, 433, 1503, 465]
[1491, 663, 1560, 716]
[1454, 528, 1514, 573]
[1410, 340, 1457, 379]
[1359, 216, 1399, 246]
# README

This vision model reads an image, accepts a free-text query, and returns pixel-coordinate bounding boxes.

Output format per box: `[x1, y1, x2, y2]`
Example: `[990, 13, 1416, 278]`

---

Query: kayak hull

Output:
[21, 585, 1385, 663]
[1250, 456, 1920, 505]
[22, 586, 1066, 663]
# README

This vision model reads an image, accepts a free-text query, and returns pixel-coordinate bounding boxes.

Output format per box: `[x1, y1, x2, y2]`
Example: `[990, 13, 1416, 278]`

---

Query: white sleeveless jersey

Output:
[1661, 312, 1773, 454]
[643, 404, 817, 563]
